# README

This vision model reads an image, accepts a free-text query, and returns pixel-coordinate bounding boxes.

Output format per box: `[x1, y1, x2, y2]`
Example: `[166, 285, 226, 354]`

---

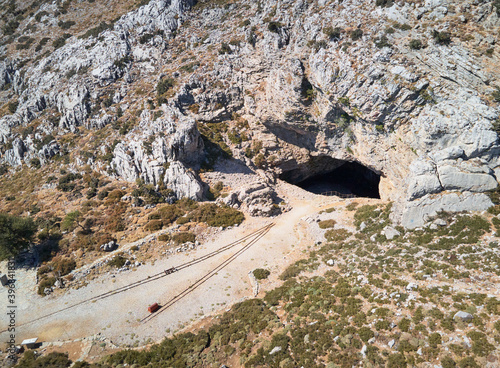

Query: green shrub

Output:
[358, 326, 374, 342]
[187, 204, 244, 228]
[30, 158, 41, 169]
[8, 100, 18, 113]
[157, 233, 171, 242]
[219, 42, 231, 54]
[80, 22, 112, 39]
[409, 39, 423, 50]
[172, 232, 195, 244]
[492, 87, 500, 103]
[57, 173, 82, 192]
[318, 219, 336, 229]
[350, 29, 363, 41]
[433, 30, 451, 45]
[376, 0, 393, 7]
[61, 211, 82, 232]
[17, 351, 72, 367]
[2, 20, 19, 35]
[37, 277, 56, 295]
[467, 330, 494, 356]
[495, 0, 500, 16]
[374, 35, 390, 48]
[114, 54, 133, 70]
[108, 255, 127, 268]
[52, 257, 76, 276]
[58, 20, 75, 29]
[429, 332, 442, 348]
[280, 264, 302, 280]
[324, 228, 352, 242]
[267, 21, 283, 33]
[323, 26, 342, 40]
[35, 37, 50, 52]
[156, 77, 175, 104]
[145, 220, 163, 231]
[35, 11, 49, 22]
[95, 188, 110, 200]
[458, 357, 479, 368]
[52, 34, 71, 49]
[139, 33, 154, 44]
[399, 318, 411, 332]
[387, 353, 406, 368]
[253, 268, 270, 280]
[441, 356, 456, 368]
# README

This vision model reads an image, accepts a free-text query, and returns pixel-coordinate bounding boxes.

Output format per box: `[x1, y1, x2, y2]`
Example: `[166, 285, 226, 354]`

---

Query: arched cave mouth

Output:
[281, 160, 381, 199]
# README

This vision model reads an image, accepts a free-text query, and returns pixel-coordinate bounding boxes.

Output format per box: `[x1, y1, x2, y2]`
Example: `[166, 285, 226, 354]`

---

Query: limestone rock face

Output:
[401, 192, 493, 228]
[111, 107, 204, 199]
[220, 182, 281, 217]
[163, 161, 204, 200]
[4, 138, 27, 166]
[0, 0, 499, 223]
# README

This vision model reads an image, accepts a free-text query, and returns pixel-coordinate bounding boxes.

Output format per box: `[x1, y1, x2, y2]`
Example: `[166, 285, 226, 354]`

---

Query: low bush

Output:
[186, 203, 244, 228]
[8, 100, 18, 113]
[80, 21, 112, 39]
[145, 220, 163, 232]
[268, 21, 283, 33]
[219, 42, 231, 54]
[52, 33, 72, 49]
[350, 29, 363, 41]
[280, 264, 302, 280]
[358, 326, 375, 342]
[253, 268, 270, 280]
[433, 30, 451, 45]
[37, 277, 56, 296]
[323, 26, 342, 40]
[52, 257, 76, 276]
[16, 351, 72, 367]
[108, 255, 127, 268]
[58, 20, 75, 29]
[325, 228, 352, 242]
[441, 356, 456, 368]
[318, 219, 336, 229]
[57, 173, 82, 192]
[172, 232, 195, 244]
[374, 35, 390, 48]
[409, 39, 423, 50]
[157, 233, 171, 242]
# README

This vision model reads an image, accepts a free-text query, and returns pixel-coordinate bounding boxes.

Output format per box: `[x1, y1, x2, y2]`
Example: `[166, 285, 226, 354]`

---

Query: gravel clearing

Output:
[0, 180, 380, 358]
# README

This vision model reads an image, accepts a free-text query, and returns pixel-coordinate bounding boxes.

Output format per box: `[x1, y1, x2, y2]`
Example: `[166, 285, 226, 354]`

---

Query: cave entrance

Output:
[282, 160, 381, 199]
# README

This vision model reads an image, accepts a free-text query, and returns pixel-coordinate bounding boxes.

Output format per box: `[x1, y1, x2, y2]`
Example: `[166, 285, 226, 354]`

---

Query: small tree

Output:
[0, 213, 37, 260]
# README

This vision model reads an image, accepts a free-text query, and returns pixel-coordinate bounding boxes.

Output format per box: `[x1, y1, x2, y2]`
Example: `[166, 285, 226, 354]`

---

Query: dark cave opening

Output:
[284, 160, 381, 199]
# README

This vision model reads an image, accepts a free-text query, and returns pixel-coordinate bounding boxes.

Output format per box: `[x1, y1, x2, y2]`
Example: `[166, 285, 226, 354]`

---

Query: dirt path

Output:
[0, 181, 364, 354]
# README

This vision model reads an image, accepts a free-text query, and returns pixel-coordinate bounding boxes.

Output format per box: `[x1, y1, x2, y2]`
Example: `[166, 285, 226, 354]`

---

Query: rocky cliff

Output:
[0, 0, 499, 227]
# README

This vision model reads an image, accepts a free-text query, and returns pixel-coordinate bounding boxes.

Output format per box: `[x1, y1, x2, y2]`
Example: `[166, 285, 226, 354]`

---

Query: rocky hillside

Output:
[1, 0, 500, 222]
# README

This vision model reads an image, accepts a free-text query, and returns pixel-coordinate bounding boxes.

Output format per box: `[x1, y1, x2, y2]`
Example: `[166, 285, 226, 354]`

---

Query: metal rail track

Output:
[0, 223, 275, 333]
[141, 222, 274, 323]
